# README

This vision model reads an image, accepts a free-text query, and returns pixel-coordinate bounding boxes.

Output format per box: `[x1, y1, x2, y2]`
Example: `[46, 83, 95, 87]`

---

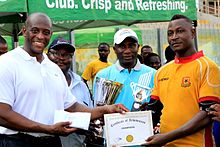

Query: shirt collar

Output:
[115, 59, 141, 71]
[17, 46, 47, 62]
[174, 50, 204, 64]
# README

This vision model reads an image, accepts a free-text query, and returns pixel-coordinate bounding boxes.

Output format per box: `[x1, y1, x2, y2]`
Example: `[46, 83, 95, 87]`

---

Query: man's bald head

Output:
[25, 12, 52, 29]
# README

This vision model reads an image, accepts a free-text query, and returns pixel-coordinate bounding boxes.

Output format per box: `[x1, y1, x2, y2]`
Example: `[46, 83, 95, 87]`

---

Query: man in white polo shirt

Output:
[0, 12, 128, 147]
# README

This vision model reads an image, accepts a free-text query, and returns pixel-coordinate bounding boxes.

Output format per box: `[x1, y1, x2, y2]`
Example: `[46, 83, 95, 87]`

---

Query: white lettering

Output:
[82, 0, 111, 13]
[46, 0, 55, 8]
[46, 0, 75, 8]
[67, 0, 75, 9]
[156, 1, 162, 10]
[135, 0, 187, 12]
[114, 0, 134, 11]
[82, 0, 90, 9]
[105, 0, 112, 13]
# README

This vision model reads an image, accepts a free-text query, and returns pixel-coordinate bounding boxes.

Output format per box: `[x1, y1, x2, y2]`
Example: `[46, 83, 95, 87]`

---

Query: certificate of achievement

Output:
[104, 111, 153, 147]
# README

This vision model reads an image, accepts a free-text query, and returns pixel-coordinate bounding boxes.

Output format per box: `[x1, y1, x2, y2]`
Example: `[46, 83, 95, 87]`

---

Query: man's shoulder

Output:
[96, 64, 115, 76]
[70, 71, 82, 81]
[0, 47, 20, 64]
[201, 56, 219, 67]
[87, 59, 100, 65]
[141, 64, 157, 73]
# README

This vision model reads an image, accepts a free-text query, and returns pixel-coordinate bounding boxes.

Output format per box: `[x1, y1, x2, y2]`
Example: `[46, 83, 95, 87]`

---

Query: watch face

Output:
[134, 102, 141, 109]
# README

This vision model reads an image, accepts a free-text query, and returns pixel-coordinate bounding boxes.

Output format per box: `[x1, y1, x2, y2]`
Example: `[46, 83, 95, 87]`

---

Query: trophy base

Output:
[85, 135, 105, 147]
[131, 101, 142, 111]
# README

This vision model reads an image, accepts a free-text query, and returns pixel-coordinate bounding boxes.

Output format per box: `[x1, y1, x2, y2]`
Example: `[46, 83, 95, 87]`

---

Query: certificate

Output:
[104, 111, 153, 147]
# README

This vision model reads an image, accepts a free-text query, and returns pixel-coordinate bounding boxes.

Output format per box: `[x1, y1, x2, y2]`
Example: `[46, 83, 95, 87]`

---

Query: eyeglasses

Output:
[48, 51, 73, 59]
[115, 42, 138, 52]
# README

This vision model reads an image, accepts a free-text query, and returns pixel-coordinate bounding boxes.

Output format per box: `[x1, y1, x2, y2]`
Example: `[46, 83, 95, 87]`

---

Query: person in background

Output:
[47, 37, 94, 147]
[164, 45, 175, 63]
[143, 52, 161, 70]
[136, 54, 143, 63]
[144, 14, 220, 146]
[94, 28, 156, 111]
[0, 12, 128, 147]
[82, 42, 112, 86]
[0, 35, 8, 55]
[140, 45, 153, 63]
[209, 104, 220, 147]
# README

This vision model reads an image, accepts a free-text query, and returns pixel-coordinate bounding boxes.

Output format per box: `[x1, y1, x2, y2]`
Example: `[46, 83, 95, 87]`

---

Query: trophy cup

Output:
[94, 77, 123, 106]
[93, 77, 123, 139]
[130, 82, 152, 111]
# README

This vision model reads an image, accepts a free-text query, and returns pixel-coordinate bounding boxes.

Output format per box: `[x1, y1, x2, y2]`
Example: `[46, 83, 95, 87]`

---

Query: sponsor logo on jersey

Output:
[181, 77, 191, 87]
[158, 77, 169, 82]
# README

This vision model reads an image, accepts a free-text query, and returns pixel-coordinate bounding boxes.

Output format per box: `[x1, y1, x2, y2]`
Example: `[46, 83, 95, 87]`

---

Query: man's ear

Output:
[22, 26, 27, 37]
[137, 44, 140, 52]
[191, 28, 196, 39]
[50, 31, 53, 36]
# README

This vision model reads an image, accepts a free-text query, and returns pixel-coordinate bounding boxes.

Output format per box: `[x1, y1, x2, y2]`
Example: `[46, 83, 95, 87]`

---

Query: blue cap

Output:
[49, 38, 75, 53]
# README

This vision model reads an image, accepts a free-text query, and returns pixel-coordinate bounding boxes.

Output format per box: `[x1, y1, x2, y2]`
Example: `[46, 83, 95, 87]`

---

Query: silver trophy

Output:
[130, 82, 152, 111]
[94, 77, 123, 106]
[93, 77, 123, 137]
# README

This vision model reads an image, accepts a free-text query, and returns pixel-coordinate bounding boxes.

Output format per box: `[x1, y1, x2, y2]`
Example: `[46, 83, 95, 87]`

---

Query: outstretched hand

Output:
[141, 134, 168, 147]
[49, 121, 78, 136]
[106, 103, 130, 114]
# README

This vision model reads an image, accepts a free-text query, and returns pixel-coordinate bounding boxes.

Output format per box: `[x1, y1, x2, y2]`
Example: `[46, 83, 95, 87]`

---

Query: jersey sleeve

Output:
[199, 63, 220, 103]
[151, 71, 160, 100]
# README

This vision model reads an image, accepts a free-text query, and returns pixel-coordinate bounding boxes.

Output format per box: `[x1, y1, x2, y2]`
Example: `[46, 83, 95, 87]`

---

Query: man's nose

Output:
[36, 32, 45, 39]
[171, 32, 179, 39]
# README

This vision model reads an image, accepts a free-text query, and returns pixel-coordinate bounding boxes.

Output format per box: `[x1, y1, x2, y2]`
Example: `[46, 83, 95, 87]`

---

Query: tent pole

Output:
[12, 23, 19, 49]
[70, 30, 76, 73]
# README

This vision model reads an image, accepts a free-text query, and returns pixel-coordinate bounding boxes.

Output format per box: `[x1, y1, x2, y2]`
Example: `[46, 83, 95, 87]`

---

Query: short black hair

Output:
[141, 45, 152, 52]
[143, 52, 161, 65]
[0, 35, 7, 44]
[165, 45, 175, 63]
[171, 14, 193, 27]
[98, 42, 110, 49]
[137, 54, 143, 64]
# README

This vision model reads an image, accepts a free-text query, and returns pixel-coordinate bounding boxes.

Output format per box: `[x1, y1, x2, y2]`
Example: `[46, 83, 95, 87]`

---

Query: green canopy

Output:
[0, 0, 27, 36]
[28, 0, 197, 31]
[0, 0, 197, 34]
[0, 0, 197, 40]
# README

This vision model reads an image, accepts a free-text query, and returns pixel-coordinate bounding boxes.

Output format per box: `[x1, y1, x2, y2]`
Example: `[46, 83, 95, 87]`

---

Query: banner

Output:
[28, 0, 197, 21]
[0, 0, 27, 12]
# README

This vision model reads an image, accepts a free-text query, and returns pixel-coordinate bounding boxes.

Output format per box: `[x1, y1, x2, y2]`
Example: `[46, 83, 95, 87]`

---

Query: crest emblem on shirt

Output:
[181, 77, 191, 87]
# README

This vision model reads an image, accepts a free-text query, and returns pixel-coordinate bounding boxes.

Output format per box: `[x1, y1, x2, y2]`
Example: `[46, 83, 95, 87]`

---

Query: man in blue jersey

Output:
[94, 28, 156, 111]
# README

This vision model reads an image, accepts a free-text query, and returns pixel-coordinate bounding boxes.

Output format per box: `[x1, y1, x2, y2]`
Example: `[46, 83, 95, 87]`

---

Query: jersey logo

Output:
[181, 77, 191, 87]
[158, 77, 169, 82]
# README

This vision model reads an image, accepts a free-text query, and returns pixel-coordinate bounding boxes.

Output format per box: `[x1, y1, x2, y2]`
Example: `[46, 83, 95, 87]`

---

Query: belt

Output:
[21, 132, 54, 137]
[0, 133, 57, 140]
[0, 133, 61, 147]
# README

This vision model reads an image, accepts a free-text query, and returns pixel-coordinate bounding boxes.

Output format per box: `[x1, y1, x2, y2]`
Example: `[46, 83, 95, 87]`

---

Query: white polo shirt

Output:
[0, 47, 76, 135]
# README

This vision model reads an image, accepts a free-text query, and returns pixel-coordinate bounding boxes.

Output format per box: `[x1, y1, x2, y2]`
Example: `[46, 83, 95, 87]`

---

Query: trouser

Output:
[0, 133, 61, 147]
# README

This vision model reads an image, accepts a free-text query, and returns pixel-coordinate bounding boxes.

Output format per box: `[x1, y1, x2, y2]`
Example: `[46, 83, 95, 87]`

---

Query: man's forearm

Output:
[163, 111, 212, 143]
[66, 102, 107, 120]
[0, 104, 49, 133]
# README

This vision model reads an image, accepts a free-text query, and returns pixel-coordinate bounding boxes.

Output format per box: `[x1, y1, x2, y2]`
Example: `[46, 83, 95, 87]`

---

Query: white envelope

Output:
[54, 110, 91, 130]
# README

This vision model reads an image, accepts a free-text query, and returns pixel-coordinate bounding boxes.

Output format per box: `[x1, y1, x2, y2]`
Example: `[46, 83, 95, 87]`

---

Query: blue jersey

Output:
[94, 60, 156, 110]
